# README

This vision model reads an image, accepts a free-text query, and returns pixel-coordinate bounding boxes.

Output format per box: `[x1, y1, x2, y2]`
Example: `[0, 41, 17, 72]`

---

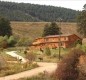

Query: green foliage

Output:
[45, 47, 51, 56]
[75, 44, 86, 53]
[4, 35, 9, 40]
[0, 1, 79, 22]
[77, 5, 86, 37]
[8, 36, 17, 47]
[16, 37, 32, 46]
[74, 40, 82, 47]
[42, 22, 61, 36]
[0, 16, 12, 36]
[0, 36, 16, 48]
[79, 45, 86, 53]
[75, 44, 82, 49]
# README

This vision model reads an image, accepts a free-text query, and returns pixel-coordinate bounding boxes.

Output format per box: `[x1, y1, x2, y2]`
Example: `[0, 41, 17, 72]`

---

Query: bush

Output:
[26, 52, 36, 63]
[8, 36, 17, 47]
[0, 36, 8, 48]
[16, 37, 32, 46]
[54, 49, 85, 80]
[0, 35, 17, 48]
[75, 44, 86, 53]
[70, 40, 82, 48]
[45, 47, 51, 56]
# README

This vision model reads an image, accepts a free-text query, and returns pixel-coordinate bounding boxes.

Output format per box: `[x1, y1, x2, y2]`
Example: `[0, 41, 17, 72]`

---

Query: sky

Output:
[0, 0, 86, 10]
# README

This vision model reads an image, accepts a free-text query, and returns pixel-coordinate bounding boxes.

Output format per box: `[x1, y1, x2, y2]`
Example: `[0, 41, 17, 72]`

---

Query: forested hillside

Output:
[0, 1, 79, 22]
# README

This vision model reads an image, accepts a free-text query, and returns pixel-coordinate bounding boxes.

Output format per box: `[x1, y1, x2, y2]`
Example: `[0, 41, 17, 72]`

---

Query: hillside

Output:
[0, 1, 79, 22]
[11, 22, 80, 40]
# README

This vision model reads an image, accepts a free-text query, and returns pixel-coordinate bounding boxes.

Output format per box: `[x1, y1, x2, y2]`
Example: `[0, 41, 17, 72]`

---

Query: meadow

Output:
[11, 22, 80, 40]
[0, 22, 85, 78]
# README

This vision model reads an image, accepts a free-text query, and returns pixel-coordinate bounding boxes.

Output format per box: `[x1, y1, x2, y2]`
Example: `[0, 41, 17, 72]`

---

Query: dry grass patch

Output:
[0, 62, 38, 77]
[11, 22, 80, 40]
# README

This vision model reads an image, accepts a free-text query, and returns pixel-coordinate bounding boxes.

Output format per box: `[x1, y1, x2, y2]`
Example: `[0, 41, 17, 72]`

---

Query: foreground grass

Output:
[0, 51, 17, 61]
[0, 62, 38, 77]
[18, 73, 55, 80]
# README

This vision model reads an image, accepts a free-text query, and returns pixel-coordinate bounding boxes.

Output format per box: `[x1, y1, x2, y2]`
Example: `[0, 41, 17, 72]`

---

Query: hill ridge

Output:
[0, 1, 79, 22]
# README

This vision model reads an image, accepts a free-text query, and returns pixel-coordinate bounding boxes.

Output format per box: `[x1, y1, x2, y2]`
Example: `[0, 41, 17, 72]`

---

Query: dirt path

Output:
[0, 62, 57, 80]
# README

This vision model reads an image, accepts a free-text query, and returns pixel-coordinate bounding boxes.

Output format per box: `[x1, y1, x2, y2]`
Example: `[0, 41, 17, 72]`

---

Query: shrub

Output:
[0, 35, 17, 48]
[8, 36, 17, 47]
[54, 49, 85, 80]
[45, 47, 51, 56]
[0, 36, 8, 48]
[74, 40, 82, 47]
[16, 37, 32, 46]
[26, 51, 36, 63]
[76, 44, 82, 49]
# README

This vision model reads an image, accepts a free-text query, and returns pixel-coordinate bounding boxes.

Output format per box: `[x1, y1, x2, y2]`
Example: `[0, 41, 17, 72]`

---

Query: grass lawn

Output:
[0, 46, 70, 63]
[32, 48, 70, 62]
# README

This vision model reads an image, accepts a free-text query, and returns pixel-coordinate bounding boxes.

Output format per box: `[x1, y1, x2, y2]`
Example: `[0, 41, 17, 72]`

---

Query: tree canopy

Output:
[42, 22, 61, 36]
[77, 4, 86, 37]
[0, 16, 12, 36]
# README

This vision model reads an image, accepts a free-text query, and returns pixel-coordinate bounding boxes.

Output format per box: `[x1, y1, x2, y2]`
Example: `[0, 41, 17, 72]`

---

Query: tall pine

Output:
[42, 22, 61, 37]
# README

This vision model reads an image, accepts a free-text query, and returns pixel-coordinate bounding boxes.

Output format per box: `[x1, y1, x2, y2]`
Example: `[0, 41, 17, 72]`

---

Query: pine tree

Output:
[42, 22, 61, 37]
[0, 16, 12, 36]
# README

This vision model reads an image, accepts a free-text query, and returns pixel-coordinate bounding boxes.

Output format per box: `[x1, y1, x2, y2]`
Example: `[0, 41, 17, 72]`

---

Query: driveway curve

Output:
[0, 62, 57, 80]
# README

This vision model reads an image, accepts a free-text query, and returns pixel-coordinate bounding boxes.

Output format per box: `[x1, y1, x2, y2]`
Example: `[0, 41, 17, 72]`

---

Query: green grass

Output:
[32, 48, 70, 62]
[0, 46, 70, 63]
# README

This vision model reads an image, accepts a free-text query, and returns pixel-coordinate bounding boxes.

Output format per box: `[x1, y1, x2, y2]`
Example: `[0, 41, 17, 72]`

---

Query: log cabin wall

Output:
[30, 34, 82, 50]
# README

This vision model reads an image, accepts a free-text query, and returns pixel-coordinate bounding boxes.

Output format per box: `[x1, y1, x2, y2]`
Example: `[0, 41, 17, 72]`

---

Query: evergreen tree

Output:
[42, 22, 61, 36]
[77, 4, 86, 37]
[0, 16, 12, 36]
[42, 24, 50, 36]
